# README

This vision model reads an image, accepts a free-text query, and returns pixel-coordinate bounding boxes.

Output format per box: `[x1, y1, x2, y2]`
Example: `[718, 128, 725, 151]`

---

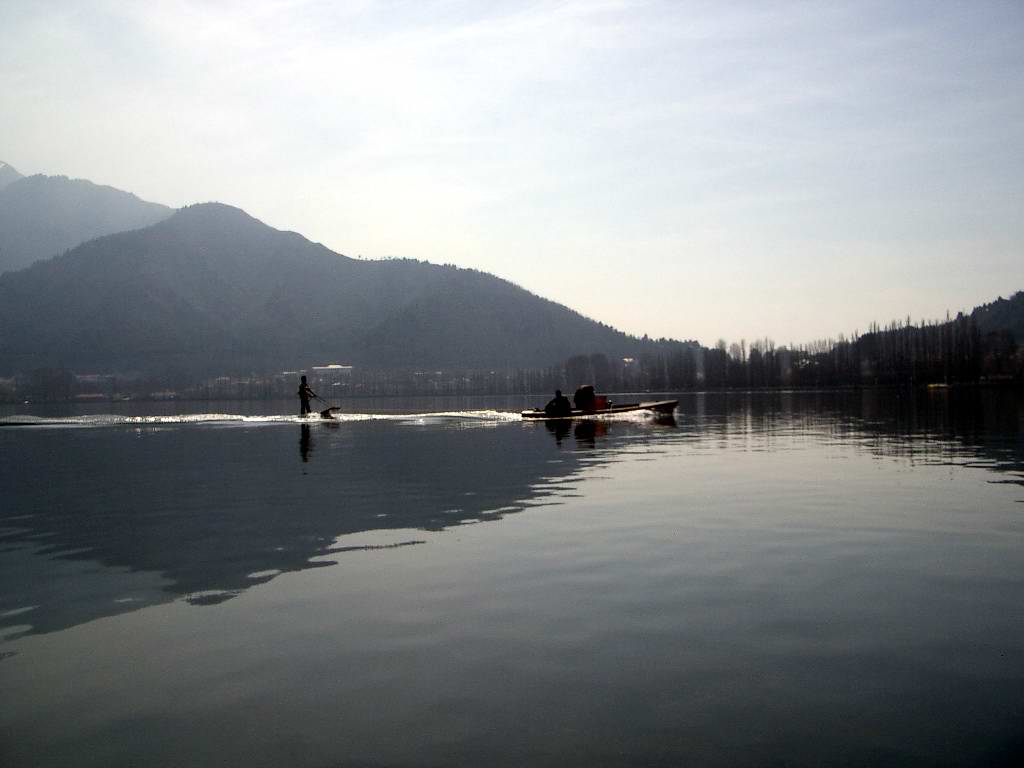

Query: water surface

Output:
[2, 390, 1023, 767]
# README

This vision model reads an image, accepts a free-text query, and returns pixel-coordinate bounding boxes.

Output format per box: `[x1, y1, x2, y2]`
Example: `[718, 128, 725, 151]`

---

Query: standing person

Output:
[297, 375, 318, 416]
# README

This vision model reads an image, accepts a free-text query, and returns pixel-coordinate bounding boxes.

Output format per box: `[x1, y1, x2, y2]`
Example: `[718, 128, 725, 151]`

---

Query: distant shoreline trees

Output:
[3, 297, 1022, 403]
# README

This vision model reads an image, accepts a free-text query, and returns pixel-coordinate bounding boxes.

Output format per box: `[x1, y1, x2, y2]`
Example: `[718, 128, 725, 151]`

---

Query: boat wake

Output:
[0, 410, 524, 430]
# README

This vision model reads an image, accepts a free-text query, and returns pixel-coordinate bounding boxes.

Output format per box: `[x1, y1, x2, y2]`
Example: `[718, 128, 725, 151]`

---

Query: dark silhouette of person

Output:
[544, 389, 572, 417]
[297, 375, 318, 416]
[299, 424, 313, 462]
[574, 384, 596, 412]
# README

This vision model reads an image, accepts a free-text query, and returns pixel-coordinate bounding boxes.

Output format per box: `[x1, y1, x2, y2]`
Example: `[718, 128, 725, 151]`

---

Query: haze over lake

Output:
[3, 390, 1023, 767]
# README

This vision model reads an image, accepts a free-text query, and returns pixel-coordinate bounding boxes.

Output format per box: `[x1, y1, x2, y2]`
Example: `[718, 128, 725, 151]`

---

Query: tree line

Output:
[5, 310, 1021, 402]
[557, 312, 1019, 392]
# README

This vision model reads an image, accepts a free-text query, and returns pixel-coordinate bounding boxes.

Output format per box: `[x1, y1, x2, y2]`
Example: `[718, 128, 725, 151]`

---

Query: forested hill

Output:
[0, 173, 172, 274]
[0, 203, 672, 376]
[972, 292, 1024, 341]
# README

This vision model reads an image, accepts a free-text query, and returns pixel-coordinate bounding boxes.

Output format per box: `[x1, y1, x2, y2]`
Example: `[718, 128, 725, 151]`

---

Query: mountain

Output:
[0, 161, 22, 191]
[971, 292, 1024, 341]
[0, 203, 667, 376]
[0, 173, 172, 274]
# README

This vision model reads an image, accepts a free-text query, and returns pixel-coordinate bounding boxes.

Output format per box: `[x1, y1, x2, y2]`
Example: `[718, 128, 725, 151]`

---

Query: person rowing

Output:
[297, 375, 318, 416]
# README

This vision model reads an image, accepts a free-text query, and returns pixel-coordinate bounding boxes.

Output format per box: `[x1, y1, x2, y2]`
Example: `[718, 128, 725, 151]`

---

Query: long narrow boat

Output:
[520, 400, 677, 420]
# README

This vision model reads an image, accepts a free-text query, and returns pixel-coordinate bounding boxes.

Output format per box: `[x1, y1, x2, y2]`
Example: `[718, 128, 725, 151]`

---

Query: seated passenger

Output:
[544, 389, 572, 417]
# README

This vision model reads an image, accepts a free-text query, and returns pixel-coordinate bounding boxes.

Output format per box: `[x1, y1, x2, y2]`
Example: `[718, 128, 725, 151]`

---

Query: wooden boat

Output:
[521, 400, 677, 420]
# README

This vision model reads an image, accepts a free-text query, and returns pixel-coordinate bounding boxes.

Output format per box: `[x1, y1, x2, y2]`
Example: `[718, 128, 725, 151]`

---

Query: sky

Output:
[1, 0, 1022, 347]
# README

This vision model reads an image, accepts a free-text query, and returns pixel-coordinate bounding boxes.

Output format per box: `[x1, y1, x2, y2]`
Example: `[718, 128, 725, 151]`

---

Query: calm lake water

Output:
[2, 390, 1023, 767]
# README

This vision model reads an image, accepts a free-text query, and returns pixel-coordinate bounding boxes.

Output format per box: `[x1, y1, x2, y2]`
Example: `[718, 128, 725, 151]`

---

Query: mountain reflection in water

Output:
[0, 414, 618, 637]
[1, 389, 1021, 642]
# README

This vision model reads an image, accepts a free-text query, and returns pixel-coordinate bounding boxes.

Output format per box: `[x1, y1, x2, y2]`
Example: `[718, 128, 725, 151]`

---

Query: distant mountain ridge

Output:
[0, 203, 669, 376]
[0, 161, 22, 191]
[0, 172, 171, 274]
[3, 166, 1014, 382]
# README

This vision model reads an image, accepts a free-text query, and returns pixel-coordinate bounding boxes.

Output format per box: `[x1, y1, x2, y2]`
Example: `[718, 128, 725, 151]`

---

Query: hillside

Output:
[972, 292, 1024, 341]
[0, 173, 172, 274]
[0, 161, 22, 191]
[0, 203, 662, 376]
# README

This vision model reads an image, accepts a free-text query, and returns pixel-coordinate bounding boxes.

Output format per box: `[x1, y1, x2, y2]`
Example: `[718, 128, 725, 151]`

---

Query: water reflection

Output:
[677, 389, 1024, 481]
[1, 417, 622, 639]
[299, 423, 312, 463]
[544, 419, 571, 446]
[1, 389, 1021, 642]
[542, 414, 677, 449]
[572, 419, 604, 448]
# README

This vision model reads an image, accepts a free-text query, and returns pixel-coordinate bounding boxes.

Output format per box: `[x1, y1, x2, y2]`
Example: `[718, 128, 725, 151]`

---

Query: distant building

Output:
[75, 373, 116, 397]
[311, 364, 353, 389]
[75, 373, 115, 385]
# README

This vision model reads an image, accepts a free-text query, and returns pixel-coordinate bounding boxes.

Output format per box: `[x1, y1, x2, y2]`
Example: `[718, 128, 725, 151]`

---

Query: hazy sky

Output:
[2, 0, 1022, 346]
